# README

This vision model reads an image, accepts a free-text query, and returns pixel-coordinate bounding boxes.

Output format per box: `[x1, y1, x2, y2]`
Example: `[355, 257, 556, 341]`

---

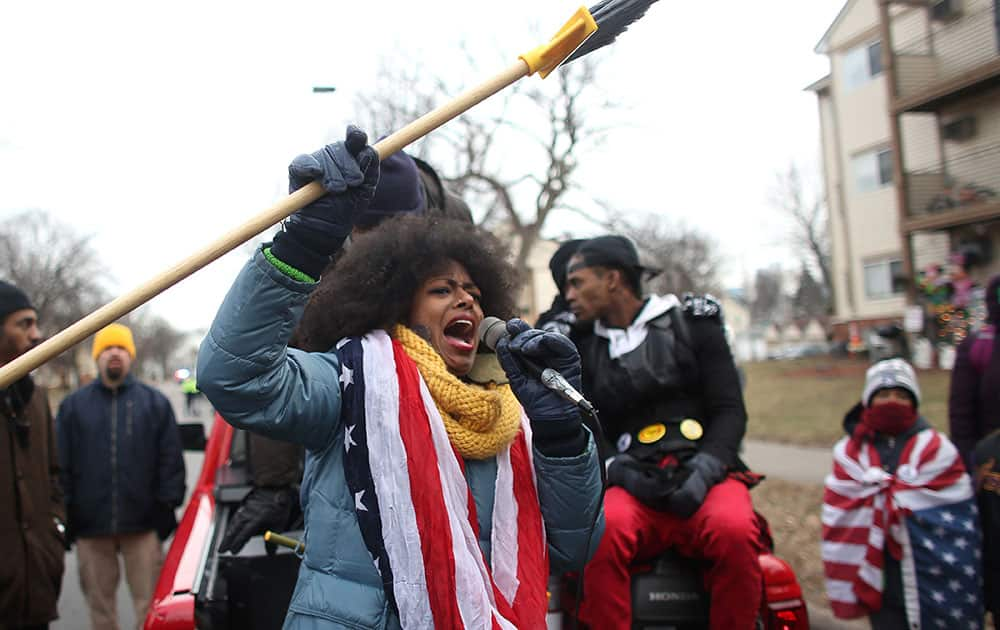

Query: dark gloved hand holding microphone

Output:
[487, 318, 591, 458]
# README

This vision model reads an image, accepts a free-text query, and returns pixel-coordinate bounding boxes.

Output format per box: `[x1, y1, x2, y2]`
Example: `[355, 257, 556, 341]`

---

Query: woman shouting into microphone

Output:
[197, 126, 604, 630]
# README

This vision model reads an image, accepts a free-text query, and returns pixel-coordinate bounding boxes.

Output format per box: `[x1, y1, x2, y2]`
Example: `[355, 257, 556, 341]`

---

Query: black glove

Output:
[152, 502, 179, 541]
[495, 319, 585, 456]
[607, 455, 691, 511]
[270, 125, 380, 278]
[218, 486, 298, 554]
[666, 452, 726, 519]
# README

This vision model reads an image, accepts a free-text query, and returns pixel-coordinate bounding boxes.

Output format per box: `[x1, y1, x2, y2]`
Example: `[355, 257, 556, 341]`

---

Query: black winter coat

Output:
[949, 324, 1000, 471]
[1, 377, 65, 627]
[575, 297, 747, 469]
[974, 430, 1000, 613]
[56, 375, 185, 540]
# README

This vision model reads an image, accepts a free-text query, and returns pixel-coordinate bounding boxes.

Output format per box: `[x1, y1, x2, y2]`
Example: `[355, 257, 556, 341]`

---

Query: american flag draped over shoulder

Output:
[336, 331, 548, 629]
[822, 427, 984, 628]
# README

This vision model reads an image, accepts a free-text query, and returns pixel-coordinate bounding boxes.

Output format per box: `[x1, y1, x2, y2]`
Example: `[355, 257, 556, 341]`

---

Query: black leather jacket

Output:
[575, 296, 748, 470]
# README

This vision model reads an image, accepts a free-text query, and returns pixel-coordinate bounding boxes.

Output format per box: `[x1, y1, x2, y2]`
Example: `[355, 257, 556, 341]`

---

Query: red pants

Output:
[578, 478, 765, 630]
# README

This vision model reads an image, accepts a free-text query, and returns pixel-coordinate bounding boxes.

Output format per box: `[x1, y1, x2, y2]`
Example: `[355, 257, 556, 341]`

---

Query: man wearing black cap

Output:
[535, 238, 585, 337]
[0, 280, 66, 630]
[219, 148, 476, 555]
[566, 236, 765, 630]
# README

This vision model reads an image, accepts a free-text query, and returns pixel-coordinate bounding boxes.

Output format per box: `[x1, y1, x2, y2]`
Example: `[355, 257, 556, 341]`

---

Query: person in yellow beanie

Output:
[56, 322, 185, 630]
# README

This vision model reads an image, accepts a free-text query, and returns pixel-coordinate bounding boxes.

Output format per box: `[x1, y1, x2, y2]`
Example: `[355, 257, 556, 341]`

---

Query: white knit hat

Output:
[862, 358, 921, 407]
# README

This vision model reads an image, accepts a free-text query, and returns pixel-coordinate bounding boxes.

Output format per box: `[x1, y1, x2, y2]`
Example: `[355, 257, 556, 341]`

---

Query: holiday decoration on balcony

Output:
[916, 252, 987, 346]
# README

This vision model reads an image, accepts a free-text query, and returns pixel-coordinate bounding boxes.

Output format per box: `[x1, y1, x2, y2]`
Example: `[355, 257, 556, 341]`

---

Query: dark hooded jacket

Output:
[1, 376, 65, 627]
[949, 275, 1000, 470]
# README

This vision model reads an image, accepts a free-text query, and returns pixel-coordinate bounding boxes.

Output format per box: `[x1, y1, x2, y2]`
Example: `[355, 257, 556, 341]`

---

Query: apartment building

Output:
[809, 0, 1000, 345]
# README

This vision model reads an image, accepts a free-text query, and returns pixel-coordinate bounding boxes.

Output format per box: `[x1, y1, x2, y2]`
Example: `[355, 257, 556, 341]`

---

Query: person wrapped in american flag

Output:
[822, 358, 984, 629]
[197, 128, 605, 630]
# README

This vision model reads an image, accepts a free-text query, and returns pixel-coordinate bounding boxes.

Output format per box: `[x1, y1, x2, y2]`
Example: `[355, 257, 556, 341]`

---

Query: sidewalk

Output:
[741, 439, 832, 485]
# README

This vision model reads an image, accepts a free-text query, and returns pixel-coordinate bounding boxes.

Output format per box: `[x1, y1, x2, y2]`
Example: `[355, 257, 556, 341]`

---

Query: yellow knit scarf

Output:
[393, 324, 521, 460]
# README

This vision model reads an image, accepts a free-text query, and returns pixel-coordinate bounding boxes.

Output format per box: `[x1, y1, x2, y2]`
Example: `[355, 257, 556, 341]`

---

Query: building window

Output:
[852, 148, 894, 193]
[864, 258, 905, 299]
[867, 41, 883, 77]
[843, 40, 884, 91]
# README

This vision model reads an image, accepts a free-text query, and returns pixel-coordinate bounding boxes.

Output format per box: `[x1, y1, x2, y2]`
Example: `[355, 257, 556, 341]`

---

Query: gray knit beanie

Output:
[862, 358, 921, 407]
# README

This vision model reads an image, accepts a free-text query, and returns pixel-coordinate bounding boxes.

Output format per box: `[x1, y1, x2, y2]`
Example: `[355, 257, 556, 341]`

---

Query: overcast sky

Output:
[0, 0, 846, 333]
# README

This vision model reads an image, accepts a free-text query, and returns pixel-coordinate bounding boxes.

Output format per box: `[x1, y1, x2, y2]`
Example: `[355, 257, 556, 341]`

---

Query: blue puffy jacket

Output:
[56, 375, 186, 539]
[198, 251, 605, 630]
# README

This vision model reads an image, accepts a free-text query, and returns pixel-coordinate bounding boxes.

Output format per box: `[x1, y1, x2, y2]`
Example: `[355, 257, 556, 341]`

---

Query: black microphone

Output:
[478, 317, 596, 416]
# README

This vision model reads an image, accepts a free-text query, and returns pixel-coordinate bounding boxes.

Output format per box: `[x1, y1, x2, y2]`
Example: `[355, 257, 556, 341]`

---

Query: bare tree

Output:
[353, 49, 616, 280]
[0, 210, 111, 386]
[751, 266, 784, 324]
[127, 307, 187, 381]
[606, 211, 723, 296]
[793, 265, 827, 320]
[769, 164, 832, 311]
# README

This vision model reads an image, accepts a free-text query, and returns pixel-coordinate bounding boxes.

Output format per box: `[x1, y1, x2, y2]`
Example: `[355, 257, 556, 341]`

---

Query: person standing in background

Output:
[0, 280, 66, 630]
[56, 323, 185, 630]
[535, 238, 585, 337]
[824, 359, 982, 629]
[949, 274, 1000, 471]
[179, 375, 200, 417]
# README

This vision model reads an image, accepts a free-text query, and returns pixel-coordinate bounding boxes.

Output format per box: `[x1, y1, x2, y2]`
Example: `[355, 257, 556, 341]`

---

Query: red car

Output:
[144, 414, 231, 630]
[145, 414, 301, 630]
[147, 414, 809, 629]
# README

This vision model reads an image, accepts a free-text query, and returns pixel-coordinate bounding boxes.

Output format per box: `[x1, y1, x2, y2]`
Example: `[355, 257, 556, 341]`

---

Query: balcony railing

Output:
[904, 142, 1000, 229]
[891, 2, 1000, 111]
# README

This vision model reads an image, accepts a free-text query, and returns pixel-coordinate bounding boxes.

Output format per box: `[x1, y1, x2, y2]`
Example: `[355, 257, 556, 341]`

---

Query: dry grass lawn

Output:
[751, 478, 830, 613]
[742, 357, 951, 448]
